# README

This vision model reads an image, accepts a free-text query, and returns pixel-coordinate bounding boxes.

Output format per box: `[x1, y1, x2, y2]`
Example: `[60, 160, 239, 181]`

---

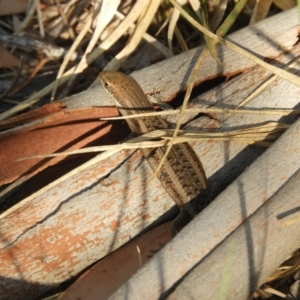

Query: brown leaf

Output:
[58, 222, 173, 299]
[273, 0, 296, 10]
[0, 102, 66, 130]
[0, 46, 20, 68]
[0, 105, 122, 186]
[0, 0, 29, 16]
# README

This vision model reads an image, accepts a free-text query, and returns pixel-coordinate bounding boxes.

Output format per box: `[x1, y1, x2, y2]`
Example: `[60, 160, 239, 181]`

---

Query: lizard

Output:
[99, 71, 208, 235]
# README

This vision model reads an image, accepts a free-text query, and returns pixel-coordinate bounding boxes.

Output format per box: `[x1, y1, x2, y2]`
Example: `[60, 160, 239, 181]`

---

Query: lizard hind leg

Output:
[171, 204, 194, 236]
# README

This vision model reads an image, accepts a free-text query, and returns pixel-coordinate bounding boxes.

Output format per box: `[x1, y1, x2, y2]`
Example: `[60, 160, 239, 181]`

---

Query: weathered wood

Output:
[110, 118, 300, 299]
[57, 222, 173, 300]
[0, 8, 299, 300]
[170, 169, 300, 299]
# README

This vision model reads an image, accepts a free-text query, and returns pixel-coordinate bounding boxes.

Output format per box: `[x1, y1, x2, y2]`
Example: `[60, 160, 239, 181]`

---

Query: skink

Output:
[99, 71, 208, 234]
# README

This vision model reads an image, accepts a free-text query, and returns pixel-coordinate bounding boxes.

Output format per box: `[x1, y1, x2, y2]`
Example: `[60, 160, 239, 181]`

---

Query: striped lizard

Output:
[99, 71, 208, 235]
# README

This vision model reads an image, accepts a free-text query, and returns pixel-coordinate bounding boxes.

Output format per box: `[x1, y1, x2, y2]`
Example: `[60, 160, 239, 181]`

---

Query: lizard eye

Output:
[102, 81, 109, 88]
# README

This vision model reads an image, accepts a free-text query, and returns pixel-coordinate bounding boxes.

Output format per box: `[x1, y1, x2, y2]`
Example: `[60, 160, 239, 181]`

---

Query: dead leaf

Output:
[273, 0, 296, 10]
[57, 221, 173, 300]
[0, 0, 29, 16]
[0, 46, 20, 68]
[0, 105, 124, 186]
[250, 0, 273, 23]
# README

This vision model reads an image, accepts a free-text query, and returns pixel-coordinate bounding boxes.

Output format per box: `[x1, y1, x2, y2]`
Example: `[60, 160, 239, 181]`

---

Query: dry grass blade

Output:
[35, 0, 45, 37]
[250, 0, 273, 23]
[19, 122, 288, 160]
[17, 141, 165, 160]
[1, 0, 150, 119]
[54, 0, 76, 40]
[115, 11, 170, 58]
[59, 0, 120, 97]
[51, 15, 93, 100]
[262, 286, 293, 298]
[104, 0, 161, 70]
[234, 55, 300, 112]
[0, 1, 153, 118]
[148, 0, 299, 179]
[266, 260, 300, 282]
[152, 0, 246, 179]
[149, 47, 207, 179]
[90, 0, 149, 59]
[13, 0, 36, 35]
[200, 0, 222, 65]
[168, 6, 180, 54]
[174, 26, 189, 52]
[99, 107, 300, 121]
[209, 0, 228, 32]
[170, 0, 300, 88]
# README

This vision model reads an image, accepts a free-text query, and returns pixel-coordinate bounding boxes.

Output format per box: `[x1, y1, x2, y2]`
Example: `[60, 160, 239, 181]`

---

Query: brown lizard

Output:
[99, 71, 208, 234]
